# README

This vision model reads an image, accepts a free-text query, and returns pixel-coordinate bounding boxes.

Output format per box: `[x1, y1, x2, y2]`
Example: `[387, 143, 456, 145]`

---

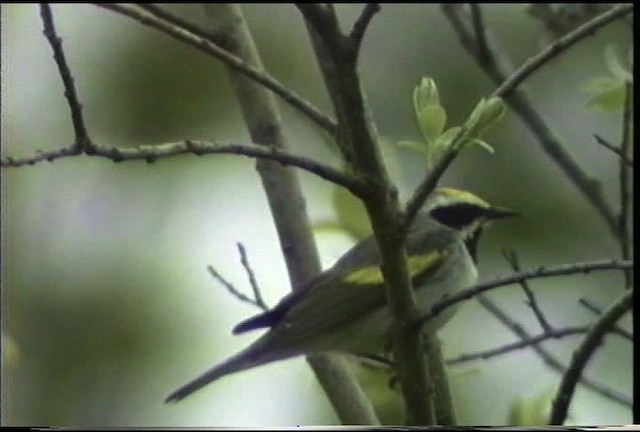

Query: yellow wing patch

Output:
[342, 251, 444, 285]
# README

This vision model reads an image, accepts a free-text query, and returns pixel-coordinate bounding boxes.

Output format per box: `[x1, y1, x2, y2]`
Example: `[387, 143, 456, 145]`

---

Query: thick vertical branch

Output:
[618, 82, 632, 288]
[299, 5, 437, 425]
[425, 334, 457, 425]
[198, 4, 378, 425]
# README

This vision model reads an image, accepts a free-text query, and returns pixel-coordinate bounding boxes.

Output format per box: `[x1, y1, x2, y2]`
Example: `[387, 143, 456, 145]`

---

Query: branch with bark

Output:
[1, 139, 365, 196]
[548, 289, 633, 424]
[442, 3, 632, 239]
[418, 259, 633, 326]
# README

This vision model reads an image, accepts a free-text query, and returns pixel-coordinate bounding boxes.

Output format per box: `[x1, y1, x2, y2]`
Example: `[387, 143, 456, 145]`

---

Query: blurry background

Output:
[1, 3, 632, 426]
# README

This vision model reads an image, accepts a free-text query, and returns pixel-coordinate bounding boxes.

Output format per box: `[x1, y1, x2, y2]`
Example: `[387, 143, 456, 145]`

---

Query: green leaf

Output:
[464, 97, 506, 138]
[398, 140, 429, 156]
[469, 138, 495, 154]
[412, 77, 447, 144]
[413, 77, 440, 113]
[583, 77, 621, 93]
[433, 126, 463, 151]
[507, 389, 555, 426]
[581, 46, 633, 113]
[587, 82, 627, 112]
[604, 45, 633, 83]
[417, 104, 447, 143]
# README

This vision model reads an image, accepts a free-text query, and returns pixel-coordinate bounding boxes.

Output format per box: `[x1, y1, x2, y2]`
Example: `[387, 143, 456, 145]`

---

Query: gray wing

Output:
[233, 235, 383, 334]
[263, 219, 457, 346]
[234, 214, 456, 341]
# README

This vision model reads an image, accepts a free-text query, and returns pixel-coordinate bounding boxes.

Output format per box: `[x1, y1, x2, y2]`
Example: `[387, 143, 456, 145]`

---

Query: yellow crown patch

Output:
[434, 187, 490, 208]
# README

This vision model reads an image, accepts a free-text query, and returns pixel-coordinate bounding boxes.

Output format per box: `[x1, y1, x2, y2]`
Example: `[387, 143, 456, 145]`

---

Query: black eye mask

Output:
[430, 203, 487, 230]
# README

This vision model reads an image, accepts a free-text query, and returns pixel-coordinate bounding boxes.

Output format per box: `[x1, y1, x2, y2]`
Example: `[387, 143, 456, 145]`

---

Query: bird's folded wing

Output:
[268, 250, 446, 346]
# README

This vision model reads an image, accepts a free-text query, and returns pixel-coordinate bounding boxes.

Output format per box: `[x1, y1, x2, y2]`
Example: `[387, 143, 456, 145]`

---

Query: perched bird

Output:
[166, 187, 517, 403]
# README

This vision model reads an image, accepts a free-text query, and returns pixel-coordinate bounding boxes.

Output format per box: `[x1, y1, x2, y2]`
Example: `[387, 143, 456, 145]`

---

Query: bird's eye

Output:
[430, 203, 485, 229]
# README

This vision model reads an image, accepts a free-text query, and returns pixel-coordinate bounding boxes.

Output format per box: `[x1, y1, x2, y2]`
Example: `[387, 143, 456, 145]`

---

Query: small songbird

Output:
[165, 187, 517, 403]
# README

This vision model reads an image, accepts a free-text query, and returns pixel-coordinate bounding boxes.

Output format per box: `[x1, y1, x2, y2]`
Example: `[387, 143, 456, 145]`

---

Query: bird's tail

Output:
[165, 335, 294, 403]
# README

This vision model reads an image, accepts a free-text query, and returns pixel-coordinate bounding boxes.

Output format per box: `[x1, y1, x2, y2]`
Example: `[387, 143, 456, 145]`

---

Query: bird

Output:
[165, 187, 517, 403]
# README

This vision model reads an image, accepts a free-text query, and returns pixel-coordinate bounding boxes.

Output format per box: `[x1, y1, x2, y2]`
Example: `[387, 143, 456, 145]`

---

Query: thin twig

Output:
[593, 134, 633, 168]
[348, 3, 380, 56]
[502, 249, 553, 332]
[447, 326, 589, 365]
[417, 259, 633, 327]
[206, 265, 265, 311]
[442, 3, 622, 239]
[39, 4, 92, 151]
[422, 261, 635, 407]
[549, 289, 633, 424]
[593, 134, 634, 167]
[618, 81, 633, 288]
[236, 242, 268, 311]
[403, 142, 463, 231]
[492, 4, 634, 98]
[579, 298, 633, 342]
[469, 4, 490, 60]
[136, 3, 210, 36]
[447, 323, 631, 365]
[477, 294, 632, 408]
[1, 140, 366, 196]
[527, 4, 611, 38]
[94, 3, 338, 136]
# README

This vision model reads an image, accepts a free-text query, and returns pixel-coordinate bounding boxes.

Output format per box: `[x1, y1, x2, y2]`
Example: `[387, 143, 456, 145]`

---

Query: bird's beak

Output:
[484, 206, 520, 220]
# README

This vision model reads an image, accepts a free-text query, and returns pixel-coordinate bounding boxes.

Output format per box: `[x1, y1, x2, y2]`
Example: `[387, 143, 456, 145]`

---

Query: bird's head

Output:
[425, 187, 518, 261]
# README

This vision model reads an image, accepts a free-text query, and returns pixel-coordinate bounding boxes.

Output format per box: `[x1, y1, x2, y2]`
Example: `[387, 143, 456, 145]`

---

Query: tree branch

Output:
[39, 3, 92, 151]
[426, 334, 457, 425]
[296, 4, 344, 56]
[477, 294, 632, 408]
[417, 259, 633, 327]
[549, 289, 633, 424]
[593, 134, 634, 168]
[469, 4, 490, 60]
[301, 8, 436, 425]
[447, 326, 589, 365]
[206, 265, 267, 312]
[198, 4, 378, 424]
[1, 140, 366, 196]
[403, 146, 461, 231]
[236, 242, 268, 311]
[405, 3, 633, 227]
[492, 4, 634, 98]
[579, 298, 633, 342]
[93, 3, 338, 136]
[618, 81, 633, 288]
[502, 249, 553, 332]
[442, 3, 624, 238]
[348, 3, 381, 57]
